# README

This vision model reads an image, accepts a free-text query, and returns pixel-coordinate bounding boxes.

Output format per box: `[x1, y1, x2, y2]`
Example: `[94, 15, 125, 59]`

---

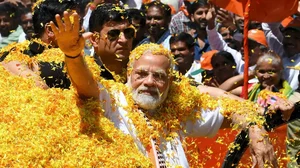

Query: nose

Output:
[143, 74, 155, 87]
[262, 73, 271, 79]
[0, 19, 4, 26]
[150, 18, 156, 25]
[226, 33, 232, 40]
[27, 21, 33, 27]
[173, 50, 180, 56]
[117, 31, 127, 43]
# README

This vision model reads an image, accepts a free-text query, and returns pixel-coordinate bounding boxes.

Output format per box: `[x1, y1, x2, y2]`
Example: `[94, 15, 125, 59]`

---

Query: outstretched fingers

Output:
[63, 11, 72, 32]
[55, 14, 65, 32]
[49, 21, 59, 36]
[72, 13, 81, 34]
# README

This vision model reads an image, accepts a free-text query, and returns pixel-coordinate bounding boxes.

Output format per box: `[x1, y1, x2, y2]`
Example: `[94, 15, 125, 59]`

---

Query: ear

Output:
[169, 75, 174, 84]
[189, 47, 195, 56]
[190, 14, 195, 22]
[45, 23, 55, 39]
[90, 32, 100, 48]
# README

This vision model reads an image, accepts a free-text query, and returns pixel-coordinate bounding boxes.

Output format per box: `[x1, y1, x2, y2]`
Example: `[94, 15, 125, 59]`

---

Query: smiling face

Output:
[240, 39, 267, 66]
[128, 53, 171, 110]
[255, 58, 282, 89]
[211, 54, 237, 84]
[0, 13, 18, 37]
[170, 40, 194, 74]
[282, 29, 300, 57]
[21, 12, 34, 39]
[234, 15, 244, 31]
[146, 6, 169, 40]
[190, 6, 209, 30]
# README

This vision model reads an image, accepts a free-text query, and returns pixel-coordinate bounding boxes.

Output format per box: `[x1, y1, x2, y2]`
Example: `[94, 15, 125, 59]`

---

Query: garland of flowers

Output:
[101, 75, 265, 146]
[0, 40, 151, 167]
[0, 65, 151, 167]
[1, 41, 281, 167]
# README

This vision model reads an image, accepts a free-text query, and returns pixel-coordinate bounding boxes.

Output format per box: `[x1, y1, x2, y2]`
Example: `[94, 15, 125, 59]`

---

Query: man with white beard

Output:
[50, 11, 294, 168]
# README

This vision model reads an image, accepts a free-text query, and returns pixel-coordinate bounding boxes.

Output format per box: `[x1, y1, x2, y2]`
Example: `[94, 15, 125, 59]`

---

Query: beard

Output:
[127, 78, 169, 110]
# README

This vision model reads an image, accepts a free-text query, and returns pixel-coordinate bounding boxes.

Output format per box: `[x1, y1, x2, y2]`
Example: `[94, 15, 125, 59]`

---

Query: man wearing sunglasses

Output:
[138, 1, 172, 50]
[89, 3, 135, 81]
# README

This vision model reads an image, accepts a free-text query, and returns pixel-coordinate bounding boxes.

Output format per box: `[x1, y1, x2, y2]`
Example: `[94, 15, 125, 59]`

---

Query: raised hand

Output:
[206, 3, 217, 30]
[49, 11, 85, 57]
[206, 3, 216, 23]
[216, 8, 236, 31]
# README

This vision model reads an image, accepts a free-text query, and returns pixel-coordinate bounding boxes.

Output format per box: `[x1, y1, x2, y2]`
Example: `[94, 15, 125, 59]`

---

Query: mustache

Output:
[224, 39, 233, 43]
[174, 54, 183, 60]
[137, 86, 160, 95]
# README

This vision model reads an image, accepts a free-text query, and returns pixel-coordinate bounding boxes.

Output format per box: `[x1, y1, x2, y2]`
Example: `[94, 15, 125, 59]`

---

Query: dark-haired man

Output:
[89, 3, 135, 81]
[0, 1, 24, 48]
[188, 0, 212, 60]
[18, 7, 34, 42]
[138, 1, 172, 49]
[127, 8, 146, 49]
[169, 32, 202, 83]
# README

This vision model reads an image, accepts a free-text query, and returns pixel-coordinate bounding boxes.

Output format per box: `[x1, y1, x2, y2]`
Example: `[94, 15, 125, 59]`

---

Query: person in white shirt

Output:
[169, 32, 202, 83]
[262, 17, 300, 90]
[49, 11, 295, 167]
[138, 1, 172, 50]
[18, 7, 34, 42]
[206, 6, 268, 74]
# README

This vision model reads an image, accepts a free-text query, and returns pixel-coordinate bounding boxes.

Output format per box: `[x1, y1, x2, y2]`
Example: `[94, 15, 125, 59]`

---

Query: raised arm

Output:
[49, 11, 99, 100]
[261, 22, 285, 58]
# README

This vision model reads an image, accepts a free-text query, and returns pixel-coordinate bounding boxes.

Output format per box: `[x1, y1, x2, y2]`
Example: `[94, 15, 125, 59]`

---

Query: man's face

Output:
[129, 53, 171, 110]
[0, 13, 18, 37]
[219, 27, 233, 43]
[191, 6, 209, 30]
[170, 41, 194, 72]
[212, 56, 236, 84]
[256, 60, 282, 89]
[132, 18, 145, 41]
[95, 20, 134, 61]
[241, 39, 266, 66]
[21, 12, 34, 39]
[234, 15, 244, 31]
[282, 29, 300, 57]
[146, 6, 169, 39]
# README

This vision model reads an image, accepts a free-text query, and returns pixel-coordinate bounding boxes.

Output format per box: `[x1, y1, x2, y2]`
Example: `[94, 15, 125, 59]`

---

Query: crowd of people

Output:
[1, 0, 300, 167]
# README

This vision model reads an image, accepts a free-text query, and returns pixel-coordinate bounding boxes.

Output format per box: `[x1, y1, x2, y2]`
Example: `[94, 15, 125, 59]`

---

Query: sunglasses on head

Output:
[107, 27, 135, 41]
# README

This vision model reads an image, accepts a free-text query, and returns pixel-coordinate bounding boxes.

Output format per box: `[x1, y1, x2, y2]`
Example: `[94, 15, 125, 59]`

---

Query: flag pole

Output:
[242, 0, 251, 99]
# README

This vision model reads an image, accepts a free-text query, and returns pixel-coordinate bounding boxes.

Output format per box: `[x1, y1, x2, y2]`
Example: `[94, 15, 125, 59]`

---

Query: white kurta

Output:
[98, 83, 224, 167]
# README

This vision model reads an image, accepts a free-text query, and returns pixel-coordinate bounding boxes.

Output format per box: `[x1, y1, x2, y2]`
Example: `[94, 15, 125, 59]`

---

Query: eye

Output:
[136, 70, 148, 79]
[153, 73, 167, 82]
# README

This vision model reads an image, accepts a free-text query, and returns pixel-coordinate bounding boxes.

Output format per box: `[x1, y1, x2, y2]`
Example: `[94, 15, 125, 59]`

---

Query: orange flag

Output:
[210, 0, 298, 22]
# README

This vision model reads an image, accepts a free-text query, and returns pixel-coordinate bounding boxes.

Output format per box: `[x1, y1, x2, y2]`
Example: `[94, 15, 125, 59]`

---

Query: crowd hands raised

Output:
[1, 0, 300, 167]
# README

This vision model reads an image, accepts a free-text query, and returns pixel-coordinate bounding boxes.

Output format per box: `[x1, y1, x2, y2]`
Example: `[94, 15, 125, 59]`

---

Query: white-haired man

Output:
[50, 11, 294, 167]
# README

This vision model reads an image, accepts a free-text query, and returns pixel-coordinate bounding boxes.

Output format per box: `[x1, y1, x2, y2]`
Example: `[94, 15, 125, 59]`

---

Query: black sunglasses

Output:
[107, 28, 135, 41]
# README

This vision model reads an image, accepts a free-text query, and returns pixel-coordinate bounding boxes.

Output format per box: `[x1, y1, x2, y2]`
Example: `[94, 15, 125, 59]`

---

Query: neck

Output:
[105, 61, 125, 74]
[150, 30, 166, 43]
[178, 64, 192, 75]
[196, 29, 207, 40]
[98, 54, 127, 75]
